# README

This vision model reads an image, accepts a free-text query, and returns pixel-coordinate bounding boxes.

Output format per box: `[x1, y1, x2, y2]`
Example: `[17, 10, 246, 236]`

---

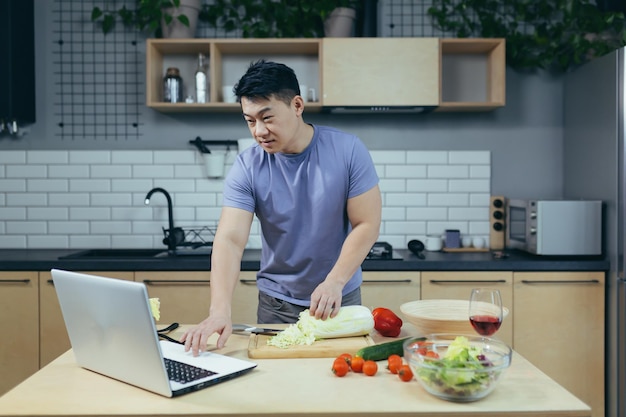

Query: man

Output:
[181, 60, 381, 356]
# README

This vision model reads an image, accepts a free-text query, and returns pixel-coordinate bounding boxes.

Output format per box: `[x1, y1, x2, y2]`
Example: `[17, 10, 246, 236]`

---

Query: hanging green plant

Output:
[198, 0, 359, 38]
[428, 0, 626, 73]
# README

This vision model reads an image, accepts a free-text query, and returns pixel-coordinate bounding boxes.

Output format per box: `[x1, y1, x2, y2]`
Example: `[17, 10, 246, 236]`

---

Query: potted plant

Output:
[199, 0, 360, 38]
[91, 0, 202, 38]
[427, 0, 626, 73]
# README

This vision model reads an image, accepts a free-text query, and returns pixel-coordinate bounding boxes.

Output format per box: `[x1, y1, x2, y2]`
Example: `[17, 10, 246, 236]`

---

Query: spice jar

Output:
[163, 67, 183, 103]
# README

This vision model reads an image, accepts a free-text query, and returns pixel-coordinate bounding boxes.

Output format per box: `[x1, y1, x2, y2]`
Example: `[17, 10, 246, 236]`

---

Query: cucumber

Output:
[355, 337, 425, 361]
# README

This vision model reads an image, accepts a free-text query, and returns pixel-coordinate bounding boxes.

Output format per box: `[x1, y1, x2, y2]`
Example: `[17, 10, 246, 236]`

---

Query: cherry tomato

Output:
[337, 353, 352, 366]
[332, 357, 350, 377]
[425, 350, 440, 359]
[387, 354, 403, 374]
[363, 360, 378, 376]
[350, 356, 365, 373]
[398, 364, 414, 382]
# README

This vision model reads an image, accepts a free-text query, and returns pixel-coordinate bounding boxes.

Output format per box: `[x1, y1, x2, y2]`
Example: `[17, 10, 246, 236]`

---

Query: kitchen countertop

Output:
[0, 249, 609, 272]
[0, 325, 591, 417]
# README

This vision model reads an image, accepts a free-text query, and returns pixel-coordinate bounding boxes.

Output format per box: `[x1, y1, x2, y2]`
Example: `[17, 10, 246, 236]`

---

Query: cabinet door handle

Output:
[362, 279, 412, 284]
[520, 279, 600, 284]
[143, 280, 210, 285]
[0, 279, 30, 284]
[240, 279, 257, 285]
[429, 279, 507, 284]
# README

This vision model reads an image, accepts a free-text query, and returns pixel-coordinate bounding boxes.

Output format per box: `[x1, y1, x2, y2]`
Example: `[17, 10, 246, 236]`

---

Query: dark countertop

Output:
[0, 248, 610, 272]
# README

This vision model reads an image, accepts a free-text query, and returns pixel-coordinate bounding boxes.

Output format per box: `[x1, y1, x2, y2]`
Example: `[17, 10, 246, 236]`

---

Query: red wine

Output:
[470, 315, 502, 336]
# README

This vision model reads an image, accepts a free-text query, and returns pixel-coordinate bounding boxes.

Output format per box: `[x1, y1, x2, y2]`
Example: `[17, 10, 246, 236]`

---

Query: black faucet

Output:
[144, 187, 184, 253]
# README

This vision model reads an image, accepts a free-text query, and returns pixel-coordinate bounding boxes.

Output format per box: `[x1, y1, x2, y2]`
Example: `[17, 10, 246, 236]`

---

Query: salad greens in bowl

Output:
[403, 334, 512, 402]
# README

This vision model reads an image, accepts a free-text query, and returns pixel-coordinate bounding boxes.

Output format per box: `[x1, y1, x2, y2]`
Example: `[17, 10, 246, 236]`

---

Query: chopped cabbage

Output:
[267, 305, 374, 349]
[149, 297, 160, 321]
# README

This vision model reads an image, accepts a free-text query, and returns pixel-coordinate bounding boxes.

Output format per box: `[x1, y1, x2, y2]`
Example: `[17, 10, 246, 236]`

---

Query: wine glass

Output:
[469, 288, 503, 337]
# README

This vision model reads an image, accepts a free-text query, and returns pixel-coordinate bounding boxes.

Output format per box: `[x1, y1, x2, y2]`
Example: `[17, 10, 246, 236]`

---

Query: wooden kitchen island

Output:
[0, 326, 590, 417]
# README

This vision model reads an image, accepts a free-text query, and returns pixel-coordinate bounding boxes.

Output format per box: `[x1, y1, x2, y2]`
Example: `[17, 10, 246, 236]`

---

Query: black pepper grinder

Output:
[163, 67, 183, 103]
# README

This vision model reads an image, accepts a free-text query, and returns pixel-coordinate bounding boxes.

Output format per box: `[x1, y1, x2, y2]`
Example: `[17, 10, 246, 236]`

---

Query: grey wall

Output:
[0, 1, 565, 201]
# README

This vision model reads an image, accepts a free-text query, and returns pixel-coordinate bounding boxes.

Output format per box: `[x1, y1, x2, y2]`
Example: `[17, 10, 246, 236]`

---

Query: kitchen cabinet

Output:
[146, 38, 322, 113]
[145, 37, 505, 113]
[437, 38, 506, 111]
[39, 271, 134, 368]
[513, 271, 605, 417]
[321, 38, 439, 108]
[420, 271, 513, 346]
[135, 271, 211, 325]
[361, 271, 420, 314]
[232, 271, 259, 324]
[0, 271, 38, 396]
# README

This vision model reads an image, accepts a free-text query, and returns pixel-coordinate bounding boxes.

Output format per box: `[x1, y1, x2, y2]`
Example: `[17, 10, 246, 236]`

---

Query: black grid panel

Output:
[379, 0, 451, 38]
[52, 0, 144, 141]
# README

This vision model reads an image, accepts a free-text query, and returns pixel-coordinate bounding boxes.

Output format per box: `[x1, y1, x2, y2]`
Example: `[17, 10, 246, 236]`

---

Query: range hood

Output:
[324, 106, 437, 114]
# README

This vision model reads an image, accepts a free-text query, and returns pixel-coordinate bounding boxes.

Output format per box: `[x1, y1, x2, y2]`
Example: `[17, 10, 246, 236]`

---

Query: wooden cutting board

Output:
[247, 333, 376, 359]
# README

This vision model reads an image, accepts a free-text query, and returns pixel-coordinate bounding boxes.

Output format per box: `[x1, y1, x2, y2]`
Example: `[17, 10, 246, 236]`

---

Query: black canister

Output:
[163, 67, 183, 103]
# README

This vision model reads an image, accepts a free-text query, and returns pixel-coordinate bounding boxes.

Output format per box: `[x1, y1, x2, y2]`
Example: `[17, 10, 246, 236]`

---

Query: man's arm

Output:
[309, 184, 382, 319]
[180, 206, 253, 355]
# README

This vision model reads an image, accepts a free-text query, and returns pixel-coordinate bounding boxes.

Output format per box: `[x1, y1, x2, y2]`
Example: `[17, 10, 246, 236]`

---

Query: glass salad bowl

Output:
[403, 334, 512, 402]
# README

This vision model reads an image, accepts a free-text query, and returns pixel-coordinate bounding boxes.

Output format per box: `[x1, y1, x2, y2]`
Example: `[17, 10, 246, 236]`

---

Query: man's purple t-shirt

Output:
[222, 124, 379, 306]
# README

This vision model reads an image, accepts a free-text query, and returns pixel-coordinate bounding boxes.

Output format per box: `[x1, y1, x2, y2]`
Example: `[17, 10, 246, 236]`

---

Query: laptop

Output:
[51, 268, 257, 397]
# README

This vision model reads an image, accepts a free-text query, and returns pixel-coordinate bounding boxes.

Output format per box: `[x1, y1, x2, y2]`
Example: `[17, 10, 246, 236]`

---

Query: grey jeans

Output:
[256, 287, 362, 324]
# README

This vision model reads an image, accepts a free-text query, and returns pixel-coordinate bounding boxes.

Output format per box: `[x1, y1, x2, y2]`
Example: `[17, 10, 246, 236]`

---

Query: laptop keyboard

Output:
[164, 358, 217, 384]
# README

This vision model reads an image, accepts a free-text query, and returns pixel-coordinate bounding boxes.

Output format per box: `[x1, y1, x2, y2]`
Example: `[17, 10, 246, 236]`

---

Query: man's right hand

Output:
[180, 314, 232, 357]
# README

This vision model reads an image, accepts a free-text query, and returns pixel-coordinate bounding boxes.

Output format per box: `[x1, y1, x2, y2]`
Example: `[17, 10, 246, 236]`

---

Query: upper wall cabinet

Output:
[321, 38, 439, 110]
[145, 37, 505, 113]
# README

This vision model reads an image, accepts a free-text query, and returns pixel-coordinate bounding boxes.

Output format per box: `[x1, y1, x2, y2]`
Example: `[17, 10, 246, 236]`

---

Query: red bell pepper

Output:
[372, 307, 403, 337]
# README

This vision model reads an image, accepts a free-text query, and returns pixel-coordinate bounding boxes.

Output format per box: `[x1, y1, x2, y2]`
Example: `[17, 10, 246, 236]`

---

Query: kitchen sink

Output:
[58, 249, 169, 259]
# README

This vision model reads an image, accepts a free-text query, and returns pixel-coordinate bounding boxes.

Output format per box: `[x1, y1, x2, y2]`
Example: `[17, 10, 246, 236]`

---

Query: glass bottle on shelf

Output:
[163, 67, 183, 103]
[195, 53, 208, 103]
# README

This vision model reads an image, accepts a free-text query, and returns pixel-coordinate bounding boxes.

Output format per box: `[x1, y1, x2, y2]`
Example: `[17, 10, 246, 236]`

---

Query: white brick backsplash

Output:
[0, 207, 27, 220]
[7, 165, 47, 178]
[379, 179, 406, 193]
[0, 151, 26, 164]
[49, 193, 89, 206]
[0, 150, 491, 250]
[27, 151, 68, 164]
[428, 193, 469, 206]
[133, 165, 175, 178]
[91, 193, 132, 206]
[112, 151, 153, 164]
[407, 179, 448, 192]
[154, 150, 195, 164]
[385, 193, 426, 207]
[0, 236, 27, 248]
[28, 207, 67, 220]
[91, 165, 132, 178]
[27, 179, 67, 192]
[6, 221, 47, 234]
[386, 165, 427, 178]
[0, 179, 27, 192]
[407, 151, 448, 164]
[48, 165, 90, 178]
[449, 151, 490, 164]
[69, 151, 111, 164]
[91, 221, 132, 234]
[449, 179, 490, 192]
[6, 193, 47, 206]
[112, 179, 154, 192]
[370, 150, 406, 164]
[70, 207, 110, 221]
[69, 179, 111, 192]
[428, 165, 469, 179]
[49, 221, 89, 234]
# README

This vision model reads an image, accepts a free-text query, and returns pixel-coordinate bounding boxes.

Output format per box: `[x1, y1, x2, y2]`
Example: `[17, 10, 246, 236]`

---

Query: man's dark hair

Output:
[234, 60, 300, 106]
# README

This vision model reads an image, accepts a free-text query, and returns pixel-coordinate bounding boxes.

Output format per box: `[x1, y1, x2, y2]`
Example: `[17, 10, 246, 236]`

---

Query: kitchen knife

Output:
[232, 324, 282, 335]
